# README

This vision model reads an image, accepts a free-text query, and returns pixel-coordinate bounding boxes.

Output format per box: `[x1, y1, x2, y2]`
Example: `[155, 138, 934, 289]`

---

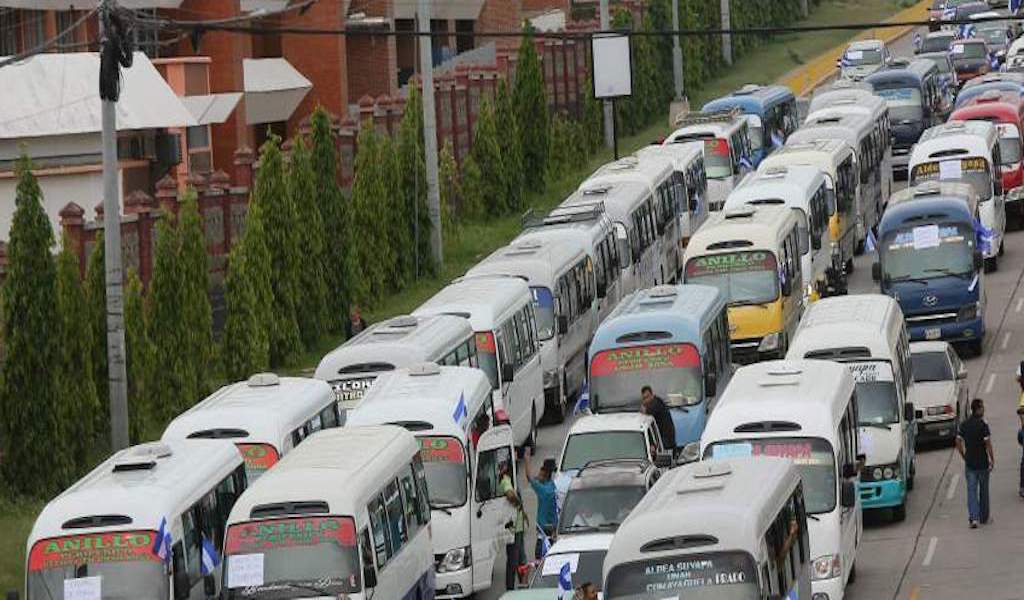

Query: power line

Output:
[0, 7, 97, 69]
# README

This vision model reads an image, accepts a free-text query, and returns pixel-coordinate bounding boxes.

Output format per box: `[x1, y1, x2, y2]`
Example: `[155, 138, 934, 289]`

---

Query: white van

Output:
[346, 364, 516, 599]
[161, 373, 340, 481]
[24, 440, 246, 600]
[414, 275, 545, 447]
[468, 236, 596, 422]
[787, 295, 917, 521]
[314, 313, 477, 413]
[700, 360, 862, 600]
[222, 426, 433, 599]
[665, 109, 755, 211]
[635, 141, 711, 247]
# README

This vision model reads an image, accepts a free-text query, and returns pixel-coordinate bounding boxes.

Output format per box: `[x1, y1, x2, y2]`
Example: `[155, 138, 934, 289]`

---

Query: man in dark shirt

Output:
[641, 385, 676, 450]
[956, 398, 995, 528]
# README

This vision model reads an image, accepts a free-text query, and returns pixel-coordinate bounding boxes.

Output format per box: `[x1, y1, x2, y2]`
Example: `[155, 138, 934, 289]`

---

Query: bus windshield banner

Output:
[846, 361, 896, 384]
[590, 343, 700, 377]
[711, 438, 833, 467]
[237, 443, 280, 476]
[912, 157, 988, 180]
[685, 251, 776, 277]
[226, 516, 357, 554]
[606, 551, 759, 598]
[29, 531, 159, 571]
[418, 436, 465, 464]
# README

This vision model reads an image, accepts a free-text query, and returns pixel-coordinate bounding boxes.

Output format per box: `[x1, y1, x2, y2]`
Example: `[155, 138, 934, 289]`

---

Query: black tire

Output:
[846, 257, 855, 274]
[985, 256, 997, 273]
[855, 238, 865, 256]
[907, 461, 916, 491]
[999, 240, 1005, 257]
[893, 502, 907, 522]
[848, 562, 857, 584]
[969, 338, 984, 357]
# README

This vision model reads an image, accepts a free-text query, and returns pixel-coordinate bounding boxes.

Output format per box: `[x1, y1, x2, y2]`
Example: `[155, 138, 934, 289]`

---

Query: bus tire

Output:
[968, 338, 984, 357]
[845, 257, 855, 274]
[892, 502, 907, 522]
[848, 562, 857, 584]
[985, 256, 997, 273]
[999, 240, 1005, 257]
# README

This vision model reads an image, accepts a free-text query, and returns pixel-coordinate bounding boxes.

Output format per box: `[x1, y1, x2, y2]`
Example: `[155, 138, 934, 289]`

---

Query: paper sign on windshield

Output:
[64, 576, 101, 600]
[951, 44, 965, 55]
[227, 553, 265, 588]
[542, 553, 580, 576]
[847, 361, 896, 383]
[846, 50, 864, 60]
[939, 160, 962, 181]
[912, 225, 940, 250]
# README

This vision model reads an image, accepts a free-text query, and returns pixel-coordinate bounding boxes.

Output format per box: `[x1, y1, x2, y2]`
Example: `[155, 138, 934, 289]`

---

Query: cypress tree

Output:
[513, 30, 550, 190]
[581, 71, 604, 153]
[0, 155, 72, 495]
[458, 154, 486, 222]
[147, 209, 191, 424]
[251, 135, 302, 365]
[438, 141, 460, 230]
[349, 125, 395, 304]
[287, 133, 331, 348]
[494, 80, 524, 212]
[396, 86, 434, 279]
[467, 99, 507, 216]
[124, 269, 155, 443]
[84, 232, 108, 434]
[55, 235, 100, 473]
[222, 212, 272, 381]
[177, 188, 213, 398]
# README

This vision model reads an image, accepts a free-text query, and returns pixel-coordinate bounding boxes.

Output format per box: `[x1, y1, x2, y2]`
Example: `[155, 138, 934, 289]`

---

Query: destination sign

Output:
[226, 516, 357, 554]
[685, 251, 777, 278]
[605, 552, 759, 598]
[29, 531, 159, 572]
[912, 157, 989, 179]
[590, 343, 700, 377]
[418, 436, 466, 464]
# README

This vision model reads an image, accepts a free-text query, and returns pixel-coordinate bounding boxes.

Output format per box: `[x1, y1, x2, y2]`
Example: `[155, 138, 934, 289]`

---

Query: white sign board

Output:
[939, 159, 962, 181]
[912, 224, 941, 250]
[227, 553, 265, 588]
[64, 577, 102, 600]
[592, 34, 633, 99]
[542, 552, 581, 576]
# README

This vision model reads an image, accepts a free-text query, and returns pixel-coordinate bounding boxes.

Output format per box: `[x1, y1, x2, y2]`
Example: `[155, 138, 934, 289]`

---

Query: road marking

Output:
[947, 472, 959, 501]
[983, 372, 997, 394]
[922, 536, 938, 568]
[1001, 331, 1012, 351]
[1017, 298, 1024, 313]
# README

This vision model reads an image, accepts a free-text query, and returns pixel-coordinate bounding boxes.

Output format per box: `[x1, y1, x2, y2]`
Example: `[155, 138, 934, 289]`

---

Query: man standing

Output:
[346, 305, 368, 339]
[641, 385, 676, 450]
[524, 452, 559, 558]
[956, 398, 995, 528]
[498, 460, 526, 589]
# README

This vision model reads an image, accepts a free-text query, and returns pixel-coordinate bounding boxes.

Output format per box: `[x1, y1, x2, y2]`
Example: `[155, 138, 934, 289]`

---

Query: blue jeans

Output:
[965, 468, 990, 523]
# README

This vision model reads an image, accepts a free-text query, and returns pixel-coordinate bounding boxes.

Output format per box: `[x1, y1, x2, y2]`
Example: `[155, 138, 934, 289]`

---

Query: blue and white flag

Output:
[557, 561, 573, 599]
[771, 130, 785, 149]
[942, 6, 956, 21]
[452, 392, 468, 427]
[200, 537, 220, 576]
[865, 228, 877, 253]
[974, 217, 994, 255]
[991, 53, 1001, 69]
[739, 155, 754, 171]
[151, 517, 172, 565]
[958, 23, 976, 39]
[840, 53, 852, 68]
[573, 382, 590, 415]
[1011, 0, 1021, 14]
[537, 523, 552, 557]
[913, 32, 922, 50]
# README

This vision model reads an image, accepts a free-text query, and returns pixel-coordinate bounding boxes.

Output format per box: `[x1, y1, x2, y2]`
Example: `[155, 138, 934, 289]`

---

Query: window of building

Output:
[21, 10, 44, 50]
[187, 125, 213, 174]
[456, 19, 475, 54]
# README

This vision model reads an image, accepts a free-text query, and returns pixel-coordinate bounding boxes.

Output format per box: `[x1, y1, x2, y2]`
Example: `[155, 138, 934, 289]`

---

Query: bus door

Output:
[470, 425, 517, 590]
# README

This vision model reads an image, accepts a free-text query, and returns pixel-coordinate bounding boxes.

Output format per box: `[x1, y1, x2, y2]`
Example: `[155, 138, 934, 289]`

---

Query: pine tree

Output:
[0, 155, 72, 495]
[513, 31, 550, 191]
[458, 154, 485, 222]
[251, 134, 302, 365]
[124, 269, 155, 443]
[288, 133, 331, 349]
[349, 125, 396, 304]
[438, 141, 460, 231]
[397, 86, 435, 279]
[55, 234, 100, 473]
[467, 99, 507, 216]
[84, 232, 108, 435]
[147, 209, 191, 424]
[494, 80, 524, 212]
[222, 212, 272, 381]
[177, 188, 213, 398]
[582, 71, 604, 153]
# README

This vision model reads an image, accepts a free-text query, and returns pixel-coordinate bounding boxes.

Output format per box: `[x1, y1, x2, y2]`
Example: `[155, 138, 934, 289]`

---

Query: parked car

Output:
[910, 341, 969, 445]
[557, 459, 657, 540]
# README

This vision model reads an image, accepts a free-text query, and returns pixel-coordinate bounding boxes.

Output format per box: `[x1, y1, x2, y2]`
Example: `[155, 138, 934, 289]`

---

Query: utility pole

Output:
[599, 0, 614, 150]
[720, 0, 733, 66]
[417, 0, 443, 268]
[99, 0, 130, 451]
[671, 0, 684, 100]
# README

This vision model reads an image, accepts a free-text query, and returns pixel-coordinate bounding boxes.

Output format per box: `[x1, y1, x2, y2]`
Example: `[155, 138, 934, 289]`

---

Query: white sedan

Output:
[909, 341, 969, 445]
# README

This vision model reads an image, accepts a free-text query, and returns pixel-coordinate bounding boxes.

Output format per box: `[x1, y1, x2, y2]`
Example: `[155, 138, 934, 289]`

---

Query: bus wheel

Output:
[848, 562, 857, 584]
[968, 338, 984, 357]
[999, 240, 1005, 257]
[845, 257, 855, 274]
[985, 256, 997, 273]
[892, 503, 907, 522]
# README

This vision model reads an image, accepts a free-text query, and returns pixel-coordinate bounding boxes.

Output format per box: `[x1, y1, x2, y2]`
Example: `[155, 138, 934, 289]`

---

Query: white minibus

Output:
[700, 360, 862, 600]
[161, 373, 340, 481]
[726, 165, 836, 303]
[25, 440, 247, 600]
[222, 426, 433, 599]
[602, 457, 811, 600]
[468, 236, 596, 422]
[665, 109, 755, 210]
[314, 313, 478, 413]
[414, 275, 545, 448]
[635, 141, 710, 247]
[345, 364, 516, 599]
[787, 295, 917, 522]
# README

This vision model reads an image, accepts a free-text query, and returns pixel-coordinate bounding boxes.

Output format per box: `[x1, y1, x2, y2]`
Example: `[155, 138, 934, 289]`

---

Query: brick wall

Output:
[478, 0, 523, 51]
[280, 2, 350, 134]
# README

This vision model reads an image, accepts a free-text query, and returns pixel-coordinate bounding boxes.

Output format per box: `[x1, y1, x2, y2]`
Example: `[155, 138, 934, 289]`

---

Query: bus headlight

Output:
[812, 554, 841, 580]
[872, 467, 883, 481]
[957, 303, 980, 322]
[758, 333, 781, 352]
[883, 466, 896, 479]
[437, 546, 472, 573]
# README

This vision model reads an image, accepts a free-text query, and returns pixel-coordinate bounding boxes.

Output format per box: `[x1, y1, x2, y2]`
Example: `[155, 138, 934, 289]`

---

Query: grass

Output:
[0, 497, 42, 594]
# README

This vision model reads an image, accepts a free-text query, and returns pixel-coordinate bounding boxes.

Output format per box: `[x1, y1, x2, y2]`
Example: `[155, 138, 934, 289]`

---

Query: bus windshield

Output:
[236, 443, 280, 482]
[880, 223, 974, 282]
[997, 124, 1022, 165]
[846, 362, 900, 427]
[475, 331, 500, 389]
[707, 438, 837, 514]
[605, 551, 760, 600]
[533, 551, 609, 591]
[531, 286, 556, 341]
[703, 138, 734, 179]
[418, 436, 468, 508]
[844, 48, 882, 66]
[559, 485, 647, 535]
[745, 115, 764, 151]
[685, 251, 780, 305]
[589, 343, 703, 412]
[224, 516, 361, 598]
[28, 531, 168, 600]
[951, 43, 987, 61]
[561, 432, 648, 472]
[875, 87, 924, 123]
[911, 157, 993, 200]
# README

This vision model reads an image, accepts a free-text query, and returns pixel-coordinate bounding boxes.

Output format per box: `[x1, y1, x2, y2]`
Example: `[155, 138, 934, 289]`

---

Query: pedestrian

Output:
[346, 305, 367, 339]
[575, 582, 599, 600]
[498, 460, 527, 590]
[956, 398, 995, 528]
[641, 385, 677, 450]
[523, 452, 559, 558]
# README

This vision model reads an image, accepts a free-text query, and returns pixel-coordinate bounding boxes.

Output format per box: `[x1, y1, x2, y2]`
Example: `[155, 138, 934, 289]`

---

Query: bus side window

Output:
[320, 403, 340, 429]
[384, 479, 407, 548]
[412, 456, 431, 523]
[367, 494, 390, 567]
[399, 464, 422, 538]
[360, 528, 377, 586]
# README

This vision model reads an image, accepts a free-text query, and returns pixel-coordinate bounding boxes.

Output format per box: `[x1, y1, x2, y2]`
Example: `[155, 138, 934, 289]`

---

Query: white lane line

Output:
[947, 472, 959, 501]
[922, 536, 939, 568]
[1017, 298, 1024, 313]
[983, 372, 997, 395]
[1001, 331, 1012, 351]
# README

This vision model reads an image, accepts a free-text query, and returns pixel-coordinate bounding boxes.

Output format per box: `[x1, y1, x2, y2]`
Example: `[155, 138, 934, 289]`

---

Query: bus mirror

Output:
[363, 564, 378, 589]
[872, 262, 881, 282]
[904, 402, 916, 422]
[501, 364, 515, 384]
[679, 442, 700, 465]
[704, 372, 718, 398]
[203, 573, 216, 598]
[842, 463, 858, 479]
[841, 480, 857, 508]
[974, 251, 984, 271]
[557, 315, 569, 336]
[856, 453, 867, 467]
[780, 278, 793, 297]
[655, 450, 674, 468]
[172, 543, 190, 600]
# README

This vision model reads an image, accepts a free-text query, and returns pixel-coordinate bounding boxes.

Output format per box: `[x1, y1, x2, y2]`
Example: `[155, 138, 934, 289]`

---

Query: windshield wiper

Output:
[431, 502, 460, 515]
[923, 267, 972, 279]
[888, 276, 930, 285]
[860, 422, 893, 431]
[277, 582, 337, 597]
[807, 513, 822, 522]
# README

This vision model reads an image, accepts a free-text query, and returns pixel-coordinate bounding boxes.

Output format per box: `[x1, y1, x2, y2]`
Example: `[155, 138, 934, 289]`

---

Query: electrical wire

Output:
[0, 7, 97, 69]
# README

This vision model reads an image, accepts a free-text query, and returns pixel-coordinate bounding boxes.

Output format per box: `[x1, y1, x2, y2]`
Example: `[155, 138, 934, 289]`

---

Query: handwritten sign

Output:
[227, 553, 264, 588]
[64, 577, 101, 600]
[912, 225, 940, 250]
[939, 160, 962, 181]
[542, 552, 580, 576]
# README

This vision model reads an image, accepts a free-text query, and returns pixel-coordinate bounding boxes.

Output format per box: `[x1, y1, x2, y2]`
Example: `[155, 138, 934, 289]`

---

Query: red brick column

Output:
[58, 202, 87, 276]
[233, 146, 255, 190]
[339, 117, 358, 187]
[155, 175, 180, 215]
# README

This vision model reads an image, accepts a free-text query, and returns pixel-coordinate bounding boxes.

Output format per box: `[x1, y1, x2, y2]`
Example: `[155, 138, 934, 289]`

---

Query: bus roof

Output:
[700, 359, 855, 446]
[685, 204, 800, 258]
[30, 440, 242, 541]
[566, 179, 652, 223]
[413, 275, 531, 331]
[228, 426, 418, 520]
[787, 294, 904, 360]
[911, 121, 997, 165]
[634, 141, 703, 169]
[701, 84, 795, 115]
[728, 164, 826, 213]
[666, 109, 746, 143]
[880, 193, 978, 235]
[605, 457, 799, 565]
[345, 364, 493, 438]
[866, 58, 937, 87]
[950, 92, 1024, 124]
[162, 374, 334, 445]
[794, 111, 874, 144]
[589, 284, 726, 354]
[523, 201, 613, 244]
[760, 139, 854, 175]
[314, 314, 474, 380]
[887, 181, 979, 211]
[584, 155, 673, 192]
[467, 235, 588, 289]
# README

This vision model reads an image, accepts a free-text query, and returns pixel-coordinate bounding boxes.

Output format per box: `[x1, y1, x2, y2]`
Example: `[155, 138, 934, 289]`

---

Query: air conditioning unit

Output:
[155, 133, 182, 166]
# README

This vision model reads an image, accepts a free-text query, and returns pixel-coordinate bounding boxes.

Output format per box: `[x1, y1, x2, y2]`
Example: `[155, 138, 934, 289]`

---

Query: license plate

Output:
[925, 327, 941, 340]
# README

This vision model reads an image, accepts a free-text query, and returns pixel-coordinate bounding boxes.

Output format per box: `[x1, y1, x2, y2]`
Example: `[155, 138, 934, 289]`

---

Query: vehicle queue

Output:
[20, 16, 1024, 600]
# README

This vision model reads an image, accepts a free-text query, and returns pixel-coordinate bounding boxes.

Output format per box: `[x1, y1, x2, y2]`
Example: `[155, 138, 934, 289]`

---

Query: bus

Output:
[725, 165, 836, 304]
[221, 426, 433, 599]
[950, 90, 1024, 224]
[665, 108, 755, 211]
[759, 139, 860, 293]
[346, 364, 515, 599]
[634, 141, 710, 247]
[414, 275, 545, 448]
[954, 73, 1024, 109]
[683, 205, 804, 363]
[521, 202, 623, 322]
[786, 295, 917, 522]
[865, 59, 944, 177]
[587, 284, 732, 449]
[468, 236, 596, 422]
[25, 440, 247, 600]
[700, 360, 862, 600]
[909, 120, 1006, 270]
[602, 457, 811, 600]
[873, 182, 986, 354]
[314, 314, 478, 414]
[701, 84, 799, 164]
[161, 373, 340, 481]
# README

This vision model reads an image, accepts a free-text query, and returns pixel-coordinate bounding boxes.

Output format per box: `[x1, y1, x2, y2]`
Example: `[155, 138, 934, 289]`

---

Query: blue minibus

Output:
[865, 59, 943, 178]
[702, 84, 799, 166]
[587, 284, 732, 448]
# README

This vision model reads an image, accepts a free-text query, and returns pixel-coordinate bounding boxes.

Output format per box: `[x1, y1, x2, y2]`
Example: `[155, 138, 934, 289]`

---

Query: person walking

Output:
[498, 460, 527, 590]
[641, 385, 677, 450]
[956, 398, 995, 528]
[523, 452, 559, 558]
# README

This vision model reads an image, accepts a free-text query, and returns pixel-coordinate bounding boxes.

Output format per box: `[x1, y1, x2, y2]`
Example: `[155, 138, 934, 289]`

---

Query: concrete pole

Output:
[100, 0, 129, 452]
[417, 0, 443, 268]
[671, 0, 684, 100]
[599, 0, 614, 149]
[720, 0, 733, 66]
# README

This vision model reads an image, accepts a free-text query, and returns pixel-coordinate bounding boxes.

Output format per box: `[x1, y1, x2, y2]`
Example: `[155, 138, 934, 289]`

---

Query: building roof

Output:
[243, 58, 312, 125]
[0, 52, 195, 140]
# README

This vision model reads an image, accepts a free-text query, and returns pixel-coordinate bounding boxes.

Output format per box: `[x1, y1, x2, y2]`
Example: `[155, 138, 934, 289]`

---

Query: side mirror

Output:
[501, 363, 515, 384]
[704, 372, 718, 398]
[840, 480, 857, 508]
[203, 573, 216, 598]
[872, 262, 881, 282]
[904, 402, 916, 422]
[974, 252, 984, 271]
[557, 315, 569, 336]
[957, 367, 968, 380]
[679, 442, 701, 465]
[780, 277, 793, 297]
[654, 450, 674, 469]
[172, 543, 190, 600]
[363, 563, 378, 589]
[856, 453, 867, 468]
[842, 462, 858, 479]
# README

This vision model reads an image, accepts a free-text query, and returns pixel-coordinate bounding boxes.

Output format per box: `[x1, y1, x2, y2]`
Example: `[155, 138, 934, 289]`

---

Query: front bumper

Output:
[436, 567, 473, 599]
[891, 147, 911, 171]
[917, 415, 957, 442]
[812, 574, 846, 600]
[906, 315, 983, 344]
[859, 478, 906, 509]
[730, 338, 784, 365]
